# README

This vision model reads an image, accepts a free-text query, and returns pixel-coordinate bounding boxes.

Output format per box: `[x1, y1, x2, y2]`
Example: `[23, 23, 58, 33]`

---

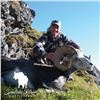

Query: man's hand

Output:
[46, 52, 56, 61]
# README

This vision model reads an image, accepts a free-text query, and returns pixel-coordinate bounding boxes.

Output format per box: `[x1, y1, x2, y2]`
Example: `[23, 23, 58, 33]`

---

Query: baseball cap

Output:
[51, 20, 61, 27]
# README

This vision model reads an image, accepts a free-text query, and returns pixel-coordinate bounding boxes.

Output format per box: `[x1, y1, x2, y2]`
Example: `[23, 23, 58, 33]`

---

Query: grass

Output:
[1, 72, 100, 100]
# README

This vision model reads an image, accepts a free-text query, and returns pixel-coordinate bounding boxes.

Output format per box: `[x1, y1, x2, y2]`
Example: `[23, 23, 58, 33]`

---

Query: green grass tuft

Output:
[1, 72, 100, 100]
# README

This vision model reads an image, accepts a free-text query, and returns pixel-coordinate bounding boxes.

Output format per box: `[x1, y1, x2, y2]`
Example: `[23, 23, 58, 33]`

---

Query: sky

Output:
[24, 0, 100, 70]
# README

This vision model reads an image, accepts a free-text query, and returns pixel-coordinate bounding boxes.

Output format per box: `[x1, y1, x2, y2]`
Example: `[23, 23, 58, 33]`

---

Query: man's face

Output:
[50, 24, 60, 38]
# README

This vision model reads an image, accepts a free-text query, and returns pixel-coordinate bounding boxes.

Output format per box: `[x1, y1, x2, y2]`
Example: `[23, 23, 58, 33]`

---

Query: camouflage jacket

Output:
[33, 32, 80, 58]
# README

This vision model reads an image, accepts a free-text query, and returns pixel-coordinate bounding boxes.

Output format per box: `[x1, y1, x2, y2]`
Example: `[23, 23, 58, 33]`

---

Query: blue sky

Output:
[24, 1, 99, 70]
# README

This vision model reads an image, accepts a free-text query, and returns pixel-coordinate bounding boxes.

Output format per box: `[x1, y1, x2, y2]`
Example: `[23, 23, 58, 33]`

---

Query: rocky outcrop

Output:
[1, 1, 35, 59]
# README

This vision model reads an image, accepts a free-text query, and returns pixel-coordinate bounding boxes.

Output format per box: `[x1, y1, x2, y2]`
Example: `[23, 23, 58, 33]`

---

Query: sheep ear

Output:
[89, 55, 91, 60]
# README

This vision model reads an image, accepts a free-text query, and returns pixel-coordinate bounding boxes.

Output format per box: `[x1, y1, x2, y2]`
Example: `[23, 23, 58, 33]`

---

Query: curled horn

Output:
[51, 45, 78, 71]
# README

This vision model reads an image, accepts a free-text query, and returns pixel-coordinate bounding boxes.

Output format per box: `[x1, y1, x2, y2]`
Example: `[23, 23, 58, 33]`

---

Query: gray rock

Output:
[1, 0, 36, 59]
